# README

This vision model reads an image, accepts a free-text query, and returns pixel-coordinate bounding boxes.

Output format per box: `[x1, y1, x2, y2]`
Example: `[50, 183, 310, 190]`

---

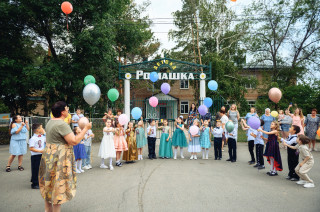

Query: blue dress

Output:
[159, 126, 173, 158]
[172, 124, 188, 147]
[200, 127, 211, 149]
[9, 123, 27, 155]
[245, 113, 258, 122]
[74, 141, 87, 160]
[261, 114, 275, 138]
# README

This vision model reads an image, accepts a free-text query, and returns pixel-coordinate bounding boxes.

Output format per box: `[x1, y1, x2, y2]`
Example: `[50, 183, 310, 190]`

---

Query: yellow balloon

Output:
[271, 111, 279, 118]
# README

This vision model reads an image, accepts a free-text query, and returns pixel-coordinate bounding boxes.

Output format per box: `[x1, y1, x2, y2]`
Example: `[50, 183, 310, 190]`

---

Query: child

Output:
[73, 127, 87, 173]
[281, 125, 300, 181]
[240, 119, 256, 165]
[200, 120, 211, 159]
[136, 120, 147, 160]
[98, 118, 116, 170]
[283, 135, 315, 188]
[114, 120, 128, 167]
[123, 122, 138, 162]
[147, 119, 157, 160]
[158, 119, 173, 159]
[251, 120, 265, 169]
[188, 119, 201, 160]
[212, 120, 223, 160]
[29, 123, 46, 189]
[226, 121, 237, 162]
[258, 121, 283, 176]
[83, 127, 94, 170]
[172, 116, 188, 159]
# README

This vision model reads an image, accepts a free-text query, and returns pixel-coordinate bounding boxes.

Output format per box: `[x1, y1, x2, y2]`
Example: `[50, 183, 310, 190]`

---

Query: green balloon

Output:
[107, 88, 119, 102]
[226, 121, 235, 133]
[84, 75, 96, 85]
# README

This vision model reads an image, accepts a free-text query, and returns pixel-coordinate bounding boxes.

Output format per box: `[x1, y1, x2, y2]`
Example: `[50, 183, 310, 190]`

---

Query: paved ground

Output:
[0, 142, 319, 212]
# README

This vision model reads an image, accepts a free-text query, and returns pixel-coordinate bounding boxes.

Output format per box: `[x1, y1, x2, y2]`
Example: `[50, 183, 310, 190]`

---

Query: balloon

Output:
[231, 0, 237, 2]
[190, 126, 199, 136]
[61, 1, 73, 15]
[78, 117, 89, 130]
[247, 117, 260, 130]
[118, 114, 129, 126]
[107, 88, 119, 102]
[268, 87, 282, 103]
[198, 105, 208, 116]
[208, 80, 218, 91]
[203, 97, 213, 108]
[83, 83, 101, 106]
[317, 128, 320, 137]
[271, 111, 279, 118]
[149, 96, 158, 107]
[150, 72, 159, 83]
[131, 107, 142, 120]
[161, 83, 171, 95]
[226, 121, 235, 133]
[84, 75, 95, 85]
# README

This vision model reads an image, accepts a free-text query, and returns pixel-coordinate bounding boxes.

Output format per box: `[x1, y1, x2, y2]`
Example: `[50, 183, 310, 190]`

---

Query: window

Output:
[245, 82, 253, 89]
[180, 101, 189, 114]
[180, 80, 189, 89]
[247, 100, 256, 108]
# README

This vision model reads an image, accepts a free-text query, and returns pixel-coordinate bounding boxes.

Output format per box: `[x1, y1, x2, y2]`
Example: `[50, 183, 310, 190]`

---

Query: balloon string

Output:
[66, 14, 69, 31]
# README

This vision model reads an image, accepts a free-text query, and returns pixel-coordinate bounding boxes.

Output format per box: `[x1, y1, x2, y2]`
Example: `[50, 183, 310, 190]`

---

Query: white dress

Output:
[98, 127, 116, 159]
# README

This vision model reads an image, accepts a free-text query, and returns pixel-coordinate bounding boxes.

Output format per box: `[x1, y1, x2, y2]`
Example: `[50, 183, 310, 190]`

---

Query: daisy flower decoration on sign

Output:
[125, 73, 132, 79]
[200, 73, 206, 80]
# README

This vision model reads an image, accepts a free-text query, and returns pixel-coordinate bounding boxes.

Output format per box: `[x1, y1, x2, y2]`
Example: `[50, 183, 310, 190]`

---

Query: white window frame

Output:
[180, 101, 189, 114]
[247, 100, 256, 108]
[180, 80, 189, 89]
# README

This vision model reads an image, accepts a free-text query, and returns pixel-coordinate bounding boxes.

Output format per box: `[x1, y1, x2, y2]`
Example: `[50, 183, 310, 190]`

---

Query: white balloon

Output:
[83, 83, 101, 106]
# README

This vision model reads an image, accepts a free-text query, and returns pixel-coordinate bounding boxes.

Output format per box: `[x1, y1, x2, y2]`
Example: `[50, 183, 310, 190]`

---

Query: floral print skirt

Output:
[39, 143, 76, 204]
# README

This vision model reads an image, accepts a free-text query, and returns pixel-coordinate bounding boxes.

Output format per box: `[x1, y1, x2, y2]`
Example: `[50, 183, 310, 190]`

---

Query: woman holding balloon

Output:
[227, 104, 240, 140]
[287, 105, 305, 135]
[260, 108, 275, 138]
[187, 103, 198, 128]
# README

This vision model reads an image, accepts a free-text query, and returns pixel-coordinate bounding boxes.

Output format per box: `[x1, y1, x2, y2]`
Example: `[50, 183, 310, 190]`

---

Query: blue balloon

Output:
[208, 80, 218, 91]
[150, 72, 159, 83]
[203, 97, 213, 108]
[131, 107, 142, 120]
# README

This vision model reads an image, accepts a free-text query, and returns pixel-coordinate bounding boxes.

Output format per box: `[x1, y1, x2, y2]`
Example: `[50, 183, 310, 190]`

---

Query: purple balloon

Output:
[247, 116, 260, 130]
[161, 83, 170, 95]
[198, 105, 208, 116]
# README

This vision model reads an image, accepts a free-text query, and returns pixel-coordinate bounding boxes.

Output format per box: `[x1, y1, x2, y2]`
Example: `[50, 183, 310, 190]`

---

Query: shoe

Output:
[304, 183, 315, 188]
[153, 157, 157, 159]
[269, 172, 277, 176]
[173, 156, 177, 160]
[100, 164, 108, 169]
[290, 178, 299, 181]
[266, 172, 271, 175]
[226, 159, 231, 161]
[258, 165, 265, 170]
[214, 158, 217, 160]
[149, 157, 153, 160]
[218, 158, 221, 160]
[109, 165, 114, 171]
[161, 157, 164, 159]
[253, 164, 260, 168]
[190, 155, 194, 160]
[181, 155, 184, 159]
[296, 180, 307, 185]
[31, 185, 39, 189]
[76, 170, 81, 174]
[83, 165, 90, 170]
[231, 160, 236, 162]
[222, 149, 224, 152]
[286, 176, 292, 180]
[88, 164, 92, 169]
[248, 161, 255, 165]
[313, 148, 317, 152]
[116, 162, 123, 167]
[141, 157, 143, 160]
[205, 156, 209, 160]
[80, 169, 85, 173]
[194, 155, 197, 160]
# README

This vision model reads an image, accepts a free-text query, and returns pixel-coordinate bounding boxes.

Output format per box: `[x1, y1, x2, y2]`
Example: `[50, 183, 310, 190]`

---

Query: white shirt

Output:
[220, 115, 229, 124]
[72, 113, 84, 128]
[226, 129, 237, 140]
[29, 134, 46, 156]
[83, 129, 93, 146]
[281, 134, 297, 145]
[253, 127, 264, 145]
[147, 125, 157, 138]
[247, 128, 255, 141]
[212, 127, 223, 138]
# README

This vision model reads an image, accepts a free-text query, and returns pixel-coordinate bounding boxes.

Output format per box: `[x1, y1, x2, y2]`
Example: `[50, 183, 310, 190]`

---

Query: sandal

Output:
[18, 166, 24, 171]
[6, 166, 11, 172]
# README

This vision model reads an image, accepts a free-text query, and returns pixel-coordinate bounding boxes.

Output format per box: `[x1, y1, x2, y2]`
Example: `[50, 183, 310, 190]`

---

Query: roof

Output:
[145, 92, 179, 101]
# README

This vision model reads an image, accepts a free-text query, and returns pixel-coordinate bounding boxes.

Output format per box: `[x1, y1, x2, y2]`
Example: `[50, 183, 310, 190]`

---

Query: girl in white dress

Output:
[98, 118, 116, 170]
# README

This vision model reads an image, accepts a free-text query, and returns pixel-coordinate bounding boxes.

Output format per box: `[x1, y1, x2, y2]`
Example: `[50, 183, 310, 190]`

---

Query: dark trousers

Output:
[31, 154, 42, 186]
[147, 137, 156, 158]
[287, 145, 299, 179]
[227, 138, 237, 161]
[214, 137, 222, 159]
[248, 140, 255, 162]
[255, 144, 264, 166]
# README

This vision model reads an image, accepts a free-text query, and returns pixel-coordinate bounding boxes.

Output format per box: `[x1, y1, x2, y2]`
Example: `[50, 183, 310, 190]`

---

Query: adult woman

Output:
[288, 105, 304, 135]
[305, 109, 320, 151]
[260, 108, 275, 138]
[39, 101, 91, 212]
[279, 109, 292, 139]
[227, 104, 240, 138]
[215, 106, 226, 121]
[187, 103, 198, 127]
[245, 107, 259, 122]
[220, 108, 229, 151]
[6, 115, 29, 172]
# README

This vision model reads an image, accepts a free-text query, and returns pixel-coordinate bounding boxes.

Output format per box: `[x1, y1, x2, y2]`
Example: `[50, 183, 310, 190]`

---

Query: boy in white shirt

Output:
[211, 120, 223, 160]
[29, 123, 46, 189]
[147, 119, 157, 160]
[251, 120, 265, 169]
[226, 121, 237, 162]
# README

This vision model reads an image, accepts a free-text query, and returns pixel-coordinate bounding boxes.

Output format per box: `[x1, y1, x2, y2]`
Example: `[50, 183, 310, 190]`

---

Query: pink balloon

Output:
[78, 117, 89, 130]
[268, 87, 282, 103]
[190, 126, 199, 136]
[149, 96, 158, 107]
[118, 114, 129, 125]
